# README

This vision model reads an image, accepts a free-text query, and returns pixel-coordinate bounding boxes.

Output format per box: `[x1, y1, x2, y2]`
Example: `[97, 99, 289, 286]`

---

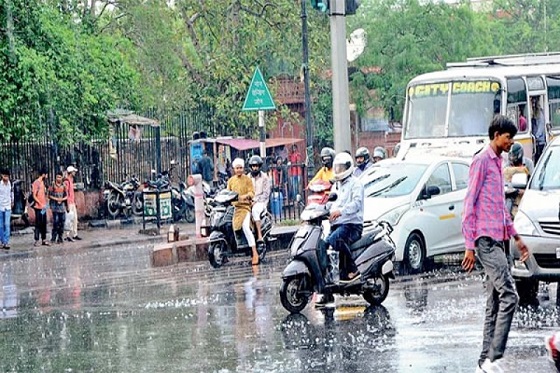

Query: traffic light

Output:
[310, 0, 329, 13]
[345, 0, 360, 15]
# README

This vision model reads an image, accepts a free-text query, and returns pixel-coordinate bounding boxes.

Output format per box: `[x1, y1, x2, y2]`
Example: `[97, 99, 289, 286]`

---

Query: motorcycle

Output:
[306, 179, 333, 205]
[103, 176, 143, 219]
[207, 190, 273, 268]
[279, 195, 396, 313]
[171, 180, 195, 223]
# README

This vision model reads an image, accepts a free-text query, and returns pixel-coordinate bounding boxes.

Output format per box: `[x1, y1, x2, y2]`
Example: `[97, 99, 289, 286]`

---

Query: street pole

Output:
[330, 0, 351, 153]
[258, 110, 266, 158]
[301, 0, 314, 177]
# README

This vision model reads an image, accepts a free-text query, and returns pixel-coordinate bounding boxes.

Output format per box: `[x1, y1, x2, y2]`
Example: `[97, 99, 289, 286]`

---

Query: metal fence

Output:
[0, 107, 310, 223]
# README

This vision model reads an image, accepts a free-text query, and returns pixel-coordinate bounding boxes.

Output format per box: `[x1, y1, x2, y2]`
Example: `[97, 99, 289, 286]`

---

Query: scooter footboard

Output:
[282, 261, 311, 279]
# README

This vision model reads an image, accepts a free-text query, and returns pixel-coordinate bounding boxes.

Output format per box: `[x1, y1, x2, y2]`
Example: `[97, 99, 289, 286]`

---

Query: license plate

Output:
[556, 247, 560, 259]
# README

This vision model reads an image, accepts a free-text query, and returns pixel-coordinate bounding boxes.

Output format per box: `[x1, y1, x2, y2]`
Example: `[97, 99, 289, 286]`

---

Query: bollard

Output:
[190, 174, 205, 238]
[167, 224, 175, 242]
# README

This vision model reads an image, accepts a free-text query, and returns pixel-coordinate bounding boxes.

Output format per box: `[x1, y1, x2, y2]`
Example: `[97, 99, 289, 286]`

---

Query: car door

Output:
[416, 162, 458, 256]
[448, 161, 470, 250]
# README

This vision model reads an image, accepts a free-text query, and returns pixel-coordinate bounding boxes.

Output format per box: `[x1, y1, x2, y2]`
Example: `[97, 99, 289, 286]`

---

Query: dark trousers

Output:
[326, 224, 362, 277]
[34, 208, 47, 241]
[534, 143, 545, 165]
[476, 237, 519, 365]
[51, 211, 65, 242]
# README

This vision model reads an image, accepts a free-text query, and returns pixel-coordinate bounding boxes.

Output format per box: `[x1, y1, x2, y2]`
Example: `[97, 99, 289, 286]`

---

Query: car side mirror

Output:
[511, 173, 528, 189]
[328, 192, 338, 202]
[420, 185, 441, 200]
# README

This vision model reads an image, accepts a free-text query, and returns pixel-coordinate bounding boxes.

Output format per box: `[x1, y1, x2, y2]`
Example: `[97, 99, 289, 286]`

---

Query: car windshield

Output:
[363, 164, 428, 198]
[529, 145, 560, 191]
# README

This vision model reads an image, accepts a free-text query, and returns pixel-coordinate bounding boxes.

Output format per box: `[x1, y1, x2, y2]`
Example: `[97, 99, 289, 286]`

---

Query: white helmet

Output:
[333, 152, 354, 181]
[373, 146, 387, 161]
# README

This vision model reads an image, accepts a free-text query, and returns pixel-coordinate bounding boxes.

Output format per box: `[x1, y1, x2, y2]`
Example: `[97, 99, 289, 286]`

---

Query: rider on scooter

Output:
[309, 147, 336, 184]
[227, 158, 259, 266]
[353, 147, 373, 178]
[248, 155, 271, 249]
[327, 152, 364, 283]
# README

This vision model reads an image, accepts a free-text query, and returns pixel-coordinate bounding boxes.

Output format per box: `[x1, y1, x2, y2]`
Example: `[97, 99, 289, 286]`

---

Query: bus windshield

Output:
[404, 80, 501, 140]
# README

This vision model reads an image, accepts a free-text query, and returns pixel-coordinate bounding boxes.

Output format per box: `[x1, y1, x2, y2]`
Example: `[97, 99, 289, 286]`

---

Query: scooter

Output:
[171, 180, 195, 223]
[207, 190, 274, 268]
[279, 195, 396, 313]
[306, 179, 333, 205]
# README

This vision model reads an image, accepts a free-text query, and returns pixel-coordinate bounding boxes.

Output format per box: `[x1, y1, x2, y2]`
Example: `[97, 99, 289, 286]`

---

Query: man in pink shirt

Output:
[461, 115, 530, 373]
[64, 166, 81, 241]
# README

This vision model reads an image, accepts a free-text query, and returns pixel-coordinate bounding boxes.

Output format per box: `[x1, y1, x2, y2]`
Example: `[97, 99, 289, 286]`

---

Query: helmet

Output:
[355, 147, 370, 165]
[320, 147, 336, 168]
[248, 155, 263, 176]
[508, 142, 524, 166]
[333, 152, 354, 181]
[373, 146, 387, 161]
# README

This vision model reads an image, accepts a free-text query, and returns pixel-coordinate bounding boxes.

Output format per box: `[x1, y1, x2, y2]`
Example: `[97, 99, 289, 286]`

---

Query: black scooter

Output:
[207, 190, 273, 268]
[279, 195, 396, 313]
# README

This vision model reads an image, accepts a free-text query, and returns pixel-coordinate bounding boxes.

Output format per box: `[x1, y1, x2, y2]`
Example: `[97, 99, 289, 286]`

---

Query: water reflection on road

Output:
[0, 246, 556, 372]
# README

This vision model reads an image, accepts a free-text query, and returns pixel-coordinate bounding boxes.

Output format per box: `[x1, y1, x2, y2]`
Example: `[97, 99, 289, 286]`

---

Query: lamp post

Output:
[301, 0, 314, 178]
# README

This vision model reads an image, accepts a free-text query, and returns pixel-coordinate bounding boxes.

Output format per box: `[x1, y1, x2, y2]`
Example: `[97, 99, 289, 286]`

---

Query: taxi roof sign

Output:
[242, 67, 276, 111]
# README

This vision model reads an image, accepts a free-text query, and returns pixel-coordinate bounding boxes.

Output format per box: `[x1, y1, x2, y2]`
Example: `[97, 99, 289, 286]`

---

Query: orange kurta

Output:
[227, 174, 254, 231]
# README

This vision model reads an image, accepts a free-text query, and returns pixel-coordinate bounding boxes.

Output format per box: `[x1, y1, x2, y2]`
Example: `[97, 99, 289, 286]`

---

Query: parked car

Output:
[361, 156, 471, 273]
[510, 136, 560, 302]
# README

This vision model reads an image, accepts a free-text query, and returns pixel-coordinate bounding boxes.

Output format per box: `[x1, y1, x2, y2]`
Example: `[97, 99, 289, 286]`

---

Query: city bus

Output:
[399, 52, 560, 163]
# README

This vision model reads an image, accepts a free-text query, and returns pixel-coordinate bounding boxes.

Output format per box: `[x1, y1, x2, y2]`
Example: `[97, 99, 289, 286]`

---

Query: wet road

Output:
[0, 244, 556, 372]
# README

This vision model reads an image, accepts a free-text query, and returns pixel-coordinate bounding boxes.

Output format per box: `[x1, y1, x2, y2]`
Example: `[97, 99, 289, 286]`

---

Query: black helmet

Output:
[355, 147, 370, 165]
[508, 142, 524, 166]
[320, 147, 336, 168]
[249, 155, 263, 176]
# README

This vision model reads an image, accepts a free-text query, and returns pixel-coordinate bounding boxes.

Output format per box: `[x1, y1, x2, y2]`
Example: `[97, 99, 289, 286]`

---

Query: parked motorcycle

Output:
[279, 196, 396, 313]
[171, 180, 195, 223]
[207, 190, 273, 268]
[103, 176, 143, 219]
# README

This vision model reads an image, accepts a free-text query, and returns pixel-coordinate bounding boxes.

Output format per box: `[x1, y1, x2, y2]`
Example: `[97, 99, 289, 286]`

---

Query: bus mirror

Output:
[493, 98, 501, 114]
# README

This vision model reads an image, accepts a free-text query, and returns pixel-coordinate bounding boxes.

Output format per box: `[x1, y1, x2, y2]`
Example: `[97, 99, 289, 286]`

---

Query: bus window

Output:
[546, 76, 560, 132]
[405, 84, 448, 139]
[506, 78, 528, 133]
[448, 81, 500, 137]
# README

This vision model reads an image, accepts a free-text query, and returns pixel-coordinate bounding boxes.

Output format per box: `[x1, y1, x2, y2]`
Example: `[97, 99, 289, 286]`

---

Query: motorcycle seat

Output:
[349, 227, 382, 251]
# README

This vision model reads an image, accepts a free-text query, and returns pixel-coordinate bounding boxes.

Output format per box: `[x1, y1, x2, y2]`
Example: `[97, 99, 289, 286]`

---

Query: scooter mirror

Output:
[296, 194, 302, 202]
[327, 192, 338, 202]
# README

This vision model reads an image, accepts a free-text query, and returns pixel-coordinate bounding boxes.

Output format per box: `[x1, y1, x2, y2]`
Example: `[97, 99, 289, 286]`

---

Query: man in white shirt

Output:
[0, 168, 14, 250]
[248, 156, 271, 246]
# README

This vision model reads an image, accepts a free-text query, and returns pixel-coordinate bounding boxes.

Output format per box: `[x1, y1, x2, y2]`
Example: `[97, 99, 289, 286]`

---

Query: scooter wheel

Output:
[363, 275, 390, 306]
[279, 276, 310, 313]
[208, 241, 227, 268]
[185, 207, 195, 223]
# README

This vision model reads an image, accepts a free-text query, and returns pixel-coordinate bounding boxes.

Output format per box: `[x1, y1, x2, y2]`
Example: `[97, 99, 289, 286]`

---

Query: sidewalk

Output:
[1, 221, 298, 262]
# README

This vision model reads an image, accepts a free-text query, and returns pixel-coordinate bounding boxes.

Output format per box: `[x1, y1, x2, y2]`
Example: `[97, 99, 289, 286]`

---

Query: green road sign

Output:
[242, 67, 276, 111]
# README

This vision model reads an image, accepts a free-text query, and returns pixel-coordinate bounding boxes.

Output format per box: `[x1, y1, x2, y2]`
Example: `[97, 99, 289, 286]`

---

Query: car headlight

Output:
[513, 210, 538, 236]
[378, 205, 408, 226]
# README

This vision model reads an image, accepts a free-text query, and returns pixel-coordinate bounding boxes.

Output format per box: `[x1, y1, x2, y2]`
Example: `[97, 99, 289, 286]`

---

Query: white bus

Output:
[399, 52, 560, 162]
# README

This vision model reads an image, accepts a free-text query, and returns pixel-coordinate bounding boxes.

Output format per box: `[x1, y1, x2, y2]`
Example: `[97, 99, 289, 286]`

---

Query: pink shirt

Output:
[462, 146, 517, 250]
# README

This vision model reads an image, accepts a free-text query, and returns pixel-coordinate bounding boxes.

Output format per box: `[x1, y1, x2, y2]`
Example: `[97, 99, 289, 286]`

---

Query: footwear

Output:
[42, 241, 51, 246]
[340, 272, 361, 284]
[480, 358, 504, 373]
[315, 293, 335, 308]
[33, 241, 40, 247]
[57, 239, 64, 244]
[65, 237, 74, 242]
[2, 244, 9, 250]
[73, 236, 82, 241]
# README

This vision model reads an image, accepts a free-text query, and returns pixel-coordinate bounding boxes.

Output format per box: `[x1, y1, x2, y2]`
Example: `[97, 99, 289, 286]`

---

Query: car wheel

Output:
[516, 278, 539, 306]
[404, 232, 426, 274]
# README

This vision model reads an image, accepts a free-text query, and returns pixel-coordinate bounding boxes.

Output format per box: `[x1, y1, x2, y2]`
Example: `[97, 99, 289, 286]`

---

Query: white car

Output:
[361, 156, 471, 273]
[510, 136, 560, 301]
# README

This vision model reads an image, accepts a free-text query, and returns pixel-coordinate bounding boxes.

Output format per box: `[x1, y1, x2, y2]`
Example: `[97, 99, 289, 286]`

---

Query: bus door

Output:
[506, 77, 533, 162]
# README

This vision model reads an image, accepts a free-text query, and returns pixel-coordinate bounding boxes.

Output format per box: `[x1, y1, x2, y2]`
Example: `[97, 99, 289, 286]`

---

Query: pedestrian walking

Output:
[48, 171, 68, 244]
[64, 166, 81, 241]
[0, 168, 14, 250]
[32, 168, 50, 247]
[461, 115, 530, 373]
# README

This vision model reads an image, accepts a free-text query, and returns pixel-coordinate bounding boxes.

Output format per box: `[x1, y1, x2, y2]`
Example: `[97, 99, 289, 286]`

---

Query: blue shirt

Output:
[330, 176, 364, 226]
[353, 161, 373, 179]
